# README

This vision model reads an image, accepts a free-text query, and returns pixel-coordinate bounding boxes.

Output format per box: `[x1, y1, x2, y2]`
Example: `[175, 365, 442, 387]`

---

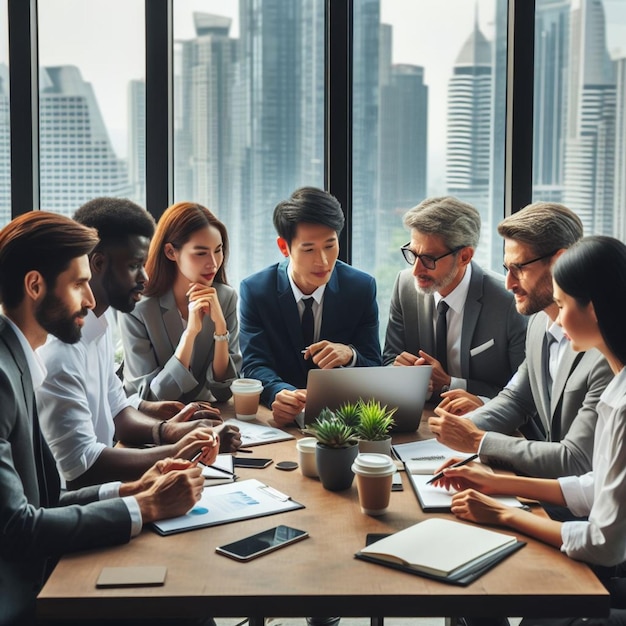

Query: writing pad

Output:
[96, 565, 167, 588]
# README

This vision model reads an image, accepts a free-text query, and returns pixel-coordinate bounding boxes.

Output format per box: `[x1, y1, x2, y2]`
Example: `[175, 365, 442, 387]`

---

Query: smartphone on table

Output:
[216, 525, 309, 561]
[233, 457, 273, 469]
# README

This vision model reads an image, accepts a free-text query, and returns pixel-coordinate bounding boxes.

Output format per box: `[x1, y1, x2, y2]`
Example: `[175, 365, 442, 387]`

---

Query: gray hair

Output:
[497, 202, 583, 256]
[402, 196, 481, 250]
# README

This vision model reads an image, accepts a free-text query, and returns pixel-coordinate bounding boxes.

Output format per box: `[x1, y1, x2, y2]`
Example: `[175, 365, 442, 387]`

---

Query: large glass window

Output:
[353, 0, 507, 339]
[0, 0, 10, 227]
[173, 0, 325, 288]
[38, 0, 145, 216]
[532, 0, 626, 241]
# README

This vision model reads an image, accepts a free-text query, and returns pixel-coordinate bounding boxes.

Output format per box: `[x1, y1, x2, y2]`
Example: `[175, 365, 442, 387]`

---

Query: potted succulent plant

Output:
[303, 408, 359, 491]
[354, 399, 397, 456]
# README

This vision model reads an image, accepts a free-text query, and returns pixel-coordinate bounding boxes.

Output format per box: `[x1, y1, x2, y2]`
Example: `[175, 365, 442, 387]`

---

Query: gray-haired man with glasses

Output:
[430, 202, 612, 482]
[384, 196, 527, 401]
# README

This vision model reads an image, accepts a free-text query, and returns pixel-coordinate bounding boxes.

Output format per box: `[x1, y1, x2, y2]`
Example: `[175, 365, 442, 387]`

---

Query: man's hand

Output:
[189, 401, 222, 421]
[305, 341, 353, 369]
[212, 422, 241, 453]
[134, 460, 205, 523]
[437, 389, 484, 416]
[428, 407, 485, 453]
[175, 428, 220, 465]
[271, 389, 306, 426]
[393, 351, 421, 366]
[139, 400, 185, 419]
[415, 350, 451, 395]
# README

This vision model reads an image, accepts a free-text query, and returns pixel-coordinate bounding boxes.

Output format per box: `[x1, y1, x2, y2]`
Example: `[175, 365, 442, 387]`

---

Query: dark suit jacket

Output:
[0, 317, 131, 626]
[383, 262, 528, 398]
[239, 260, 382, 406]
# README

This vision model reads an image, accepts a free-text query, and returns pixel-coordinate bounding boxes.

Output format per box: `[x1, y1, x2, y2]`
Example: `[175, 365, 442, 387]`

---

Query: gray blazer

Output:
[120, 282, 242, 403]
[0, 317, 130, 625]
[474, 311, 613, 478]
[383, 262, 527, 398]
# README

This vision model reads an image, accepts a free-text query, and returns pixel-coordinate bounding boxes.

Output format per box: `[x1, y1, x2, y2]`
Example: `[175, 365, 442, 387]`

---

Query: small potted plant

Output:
[303, 408, 359, 491]
[355, 399, 396, 456]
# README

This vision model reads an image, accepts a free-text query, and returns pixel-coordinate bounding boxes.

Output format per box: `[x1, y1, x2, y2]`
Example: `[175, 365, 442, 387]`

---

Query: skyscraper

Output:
[39, 65, 130, 214]
[0, 63, 9, 227]
[562, 0, 616, 235]
[615, 55, 626, 242]
[446, 14, 492, 268]
[127, 78, 145, 207]
[352, 0, 381, 275]
[533, 0, 570, 202]
[378, 63, 427, 213]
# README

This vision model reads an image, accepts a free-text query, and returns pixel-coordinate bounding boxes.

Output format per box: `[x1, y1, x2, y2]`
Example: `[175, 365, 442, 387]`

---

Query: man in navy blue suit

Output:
[240, 187, 382, 426]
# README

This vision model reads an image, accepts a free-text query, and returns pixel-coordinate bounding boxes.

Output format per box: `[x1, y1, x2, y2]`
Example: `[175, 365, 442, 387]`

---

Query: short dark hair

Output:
[0, 211, 99, 309]
[73, 197, 155, 251]
[553, 235, 626, 366]
[273, 187, 345, 246]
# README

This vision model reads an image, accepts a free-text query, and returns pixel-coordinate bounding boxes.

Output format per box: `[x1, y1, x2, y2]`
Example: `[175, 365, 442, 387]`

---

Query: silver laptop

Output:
[303, 365, 432, 433]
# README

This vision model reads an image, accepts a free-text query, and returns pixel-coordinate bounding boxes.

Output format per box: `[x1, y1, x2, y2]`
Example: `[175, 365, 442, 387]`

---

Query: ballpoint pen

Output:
[426, 453, 479, 485]
[190, 451, 237, 477]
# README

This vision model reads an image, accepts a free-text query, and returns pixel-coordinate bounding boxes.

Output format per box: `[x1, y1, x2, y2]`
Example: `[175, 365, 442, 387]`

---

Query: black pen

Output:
[190, 451, 237, 477]
[426, 453, 479, 485]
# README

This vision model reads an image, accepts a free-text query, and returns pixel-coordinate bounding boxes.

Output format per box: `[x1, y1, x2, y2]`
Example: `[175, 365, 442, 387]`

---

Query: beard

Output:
[103, 267, 142, 314]
[515, 270, 554, 316]
[35, 291, 88, 344]
[414, 261, 459, 296]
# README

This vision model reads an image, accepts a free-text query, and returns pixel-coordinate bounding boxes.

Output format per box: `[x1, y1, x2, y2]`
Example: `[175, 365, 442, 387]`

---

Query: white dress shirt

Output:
[559, 366, 626, 565]
[287, 262, 356, 367]
[433, 262, 472, 390]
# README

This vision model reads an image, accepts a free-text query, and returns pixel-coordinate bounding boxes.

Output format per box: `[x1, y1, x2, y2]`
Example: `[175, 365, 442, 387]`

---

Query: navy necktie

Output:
[301, 297, 315, 348]
[435, 300, 449, 372]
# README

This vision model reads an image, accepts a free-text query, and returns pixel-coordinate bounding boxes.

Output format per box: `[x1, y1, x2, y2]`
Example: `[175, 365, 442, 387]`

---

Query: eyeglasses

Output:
[502, 250, 558, 280]
[400, 244, 464, 270]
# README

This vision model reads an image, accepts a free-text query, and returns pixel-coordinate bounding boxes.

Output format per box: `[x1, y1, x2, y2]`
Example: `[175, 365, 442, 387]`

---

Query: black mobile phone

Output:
[216, 525, 309, 561]
[233, 457, 273, 469]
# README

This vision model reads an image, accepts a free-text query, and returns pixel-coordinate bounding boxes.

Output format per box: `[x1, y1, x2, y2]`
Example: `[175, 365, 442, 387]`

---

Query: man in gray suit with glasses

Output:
[384, 196, 527, 402]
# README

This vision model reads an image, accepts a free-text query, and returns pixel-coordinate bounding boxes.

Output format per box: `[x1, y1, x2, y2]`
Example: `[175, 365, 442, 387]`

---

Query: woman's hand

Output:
[186, 283, 227, 336]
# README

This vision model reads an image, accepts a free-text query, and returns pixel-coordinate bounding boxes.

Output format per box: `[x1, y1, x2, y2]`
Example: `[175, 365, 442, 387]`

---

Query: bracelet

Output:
[213, 330, 230, 342]
[152, 420, 167, 445]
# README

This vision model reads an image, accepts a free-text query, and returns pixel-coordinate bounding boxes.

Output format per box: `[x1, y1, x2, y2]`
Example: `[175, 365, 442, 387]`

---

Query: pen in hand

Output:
[190, 451, 237, 477]
[426, 454, 479, 485]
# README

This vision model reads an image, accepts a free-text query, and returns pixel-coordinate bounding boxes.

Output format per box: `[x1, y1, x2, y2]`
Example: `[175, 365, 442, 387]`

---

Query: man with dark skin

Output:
[37, 198, 240, 489]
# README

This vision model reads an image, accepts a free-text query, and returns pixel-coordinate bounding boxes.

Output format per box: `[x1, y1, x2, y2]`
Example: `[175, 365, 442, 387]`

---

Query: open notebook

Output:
[356, 518, 525, 585]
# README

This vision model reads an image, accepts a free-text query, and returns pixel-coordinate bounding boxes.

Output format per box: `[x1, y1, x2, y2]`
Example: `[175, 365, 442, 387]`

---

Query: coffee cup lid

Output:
[352, 453, 396, 476]
[296, 437, 318, 451]
[231, 378, 263, 394]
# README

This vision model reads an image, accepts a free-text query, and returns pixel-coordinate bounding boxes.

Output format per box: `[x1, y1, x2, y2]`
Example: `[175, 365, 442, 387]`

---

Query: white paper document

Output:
[152, 479, 303, 535]
[224, 418, 295, 447]
[408, 474, 523, 512]
[202, 454, 236, 485]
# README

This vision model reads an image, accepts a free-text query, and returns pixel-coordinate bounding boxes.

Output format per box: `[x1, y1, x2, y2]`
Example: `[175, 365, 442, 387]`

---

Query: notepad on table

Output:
[202, 454, 236, 485]
[356, 518, 524, 585]
[224, 418, 295, 447]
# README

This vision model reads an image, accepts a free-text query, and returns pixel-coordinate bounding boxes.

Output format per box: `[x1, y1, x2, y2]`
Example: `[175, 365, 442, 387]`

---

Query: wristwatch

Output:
[213, 330, 230, 342]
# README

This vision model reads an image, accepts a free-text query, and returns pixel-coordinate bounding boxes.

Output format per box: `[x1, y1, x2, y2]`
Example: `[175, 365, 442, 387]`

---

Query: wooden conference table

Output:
[38, 404, 609, 622]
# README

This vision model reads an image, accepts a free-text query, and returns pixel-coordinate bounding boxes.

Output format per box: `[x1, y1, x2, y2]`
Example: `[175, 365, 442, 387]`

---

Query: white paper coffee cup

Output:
[296, 437, 319, 478]
[231, 378, 263, 420]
